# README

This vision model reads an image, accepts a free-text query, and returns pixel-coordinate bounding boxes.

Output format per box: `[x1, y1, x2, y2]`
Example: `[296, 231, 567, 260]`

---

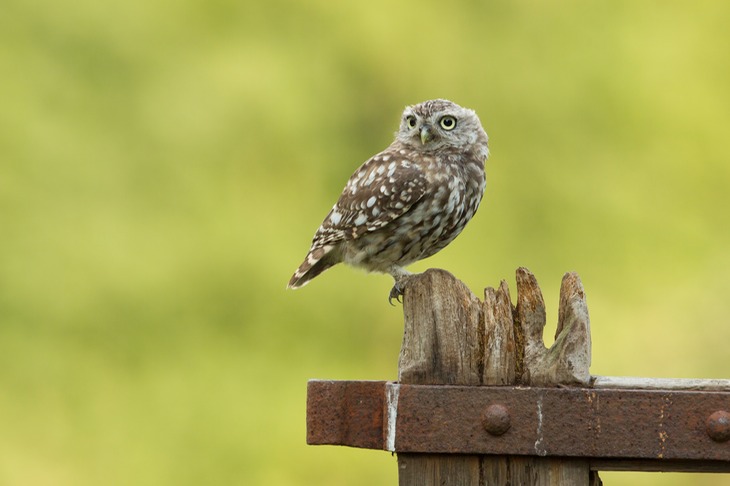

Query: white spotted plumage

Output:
[288, 99, 489, 302]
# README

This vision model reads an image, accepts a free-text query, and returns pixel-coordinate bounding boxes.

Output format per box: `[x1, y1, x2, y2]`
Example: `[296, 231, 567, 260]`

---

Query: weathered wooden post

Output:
[396, 268, 597, 485]
[306, 267, 730, 484]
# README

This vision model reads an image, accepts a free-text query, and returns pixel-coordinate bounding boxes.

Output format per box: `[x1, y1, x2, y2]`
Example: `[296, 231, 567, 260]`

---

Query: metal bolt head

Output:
[482, 404, 511, 436]
[706, 410, 730, 443]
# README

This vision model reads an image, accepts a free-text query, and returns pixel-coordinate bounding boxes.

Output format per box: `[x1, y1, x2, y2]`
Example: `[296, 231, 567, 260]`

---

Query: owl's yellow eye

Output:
[406, 116, 417, 129]
[439, 116, 457, 130]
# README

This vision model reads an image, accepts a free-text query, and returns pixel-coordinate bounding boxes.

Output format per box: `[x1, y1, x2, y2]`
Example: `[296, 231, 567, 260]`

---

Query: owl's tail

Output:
[287, 244, 337, 289]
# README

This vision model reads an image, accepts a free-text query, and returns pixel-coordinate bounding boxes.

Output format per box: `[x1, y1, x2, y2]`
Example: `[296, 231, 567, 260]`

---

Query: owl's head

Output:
[395, 99, 489, 156]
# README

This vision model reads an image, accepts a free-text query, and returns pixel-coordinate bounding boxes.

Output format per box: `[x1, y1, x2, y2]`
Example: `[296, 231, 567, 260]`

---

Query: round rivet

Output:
[482, 404, 511, 436]
[706, 411, 730, 443]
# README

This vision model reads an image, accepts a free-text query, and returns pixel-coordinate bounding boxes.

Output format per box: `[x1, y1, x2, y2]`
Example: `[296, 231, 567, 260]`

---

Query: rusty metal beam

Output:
[306, 379, 730, 472]
[306, 380, 385, 450]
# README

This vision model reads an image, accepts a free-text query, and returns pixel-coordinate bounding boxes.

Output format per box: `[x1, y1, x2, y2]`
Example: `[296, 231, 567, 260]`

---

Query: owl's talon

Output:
[388, 284, 405, 306]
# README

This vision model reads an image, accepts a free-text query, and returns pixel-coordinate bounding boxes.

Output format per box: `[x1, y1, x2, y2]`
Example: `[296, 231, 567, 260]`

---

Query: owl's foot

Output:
[388, 283, 405, 305]
[387, 268, 414, 306]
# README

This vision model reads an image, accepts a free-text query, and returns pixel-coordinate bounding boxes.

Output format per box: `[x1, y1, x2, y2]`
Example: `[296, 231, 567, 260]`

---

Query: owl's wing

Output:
[312, 152, 428, 247]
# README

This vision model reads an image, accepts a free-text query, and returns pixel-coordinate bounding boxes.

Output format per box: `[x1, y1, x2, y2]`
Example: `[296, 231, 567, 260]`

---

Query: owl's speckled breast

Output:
[340, 151, 486, 273]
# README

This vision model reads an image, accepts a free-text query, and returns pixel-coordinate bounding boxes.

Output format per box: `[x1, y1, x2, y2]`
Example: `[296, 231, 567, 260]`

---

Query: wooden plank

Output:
[593, 376, 730, 391]
[497, 269, 594, 485]
[397, 269, 484, 486]
[590, 459, 730, 473]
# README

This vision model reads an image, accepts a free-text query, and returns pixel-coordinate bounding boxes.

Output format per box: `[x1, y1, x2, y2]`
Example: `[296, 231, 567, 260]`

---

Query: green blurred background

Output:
[1, 0, 729, 484]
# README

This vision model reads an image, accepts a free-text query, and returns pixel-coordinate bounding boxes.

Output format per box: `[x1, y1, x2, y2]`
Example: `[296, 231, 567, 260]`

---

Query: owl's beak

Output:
[420, 126, 433, 144]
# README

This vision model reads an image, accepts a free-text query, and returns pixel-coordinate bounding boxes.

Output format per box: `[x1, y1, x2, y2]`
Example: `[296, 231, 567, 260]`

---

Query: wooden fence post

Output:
[306, 267, 730, 483]
[397, 268, 599, 485]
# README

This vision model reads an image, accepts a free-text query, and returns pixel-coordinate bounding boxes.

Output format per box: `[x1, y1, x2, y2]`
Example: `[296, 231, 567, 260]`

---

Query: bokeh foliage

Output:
[1, 0, 729, 484]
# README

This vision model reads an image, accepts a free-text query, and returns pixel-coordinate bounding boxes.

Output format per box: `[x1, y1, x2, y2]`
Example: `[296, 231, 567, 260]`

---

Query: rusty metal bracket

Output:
[307, 380, 730, 472]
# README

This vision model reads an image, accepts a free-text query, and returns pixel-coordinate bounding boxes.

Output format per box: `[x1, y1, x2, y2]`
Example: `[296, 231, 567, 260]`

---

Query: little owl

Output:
[288, 99, 489, 304]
